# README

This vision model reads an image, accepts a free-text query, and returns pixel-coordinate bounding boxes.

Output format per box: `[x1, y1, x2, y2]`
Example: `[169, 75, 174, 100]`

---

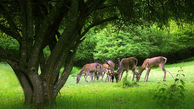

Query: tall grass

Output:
[0, 60, 194, 109]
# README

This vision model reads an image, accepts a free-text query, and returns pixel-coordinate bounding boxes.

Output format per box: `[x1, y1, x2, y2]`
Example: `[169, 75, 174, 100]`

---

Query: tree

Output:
[0, 0, 192, 107]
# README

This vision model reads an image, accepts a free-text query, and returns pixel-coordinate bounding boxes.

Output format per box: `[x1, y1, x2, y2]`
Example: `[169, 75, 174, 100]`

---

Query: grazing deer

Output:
[136, 56, 167, 82]
[117, 57, 138, 81]
[100, 63, 111, 81]
[106, 60, 115, 74]
[76, 63, 101, 84]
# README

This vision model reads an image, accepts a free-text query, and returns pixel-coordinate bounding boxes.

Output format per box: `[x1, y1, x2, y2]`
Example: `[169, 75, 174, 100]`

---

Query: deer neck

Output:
[138, 66, 145, 75]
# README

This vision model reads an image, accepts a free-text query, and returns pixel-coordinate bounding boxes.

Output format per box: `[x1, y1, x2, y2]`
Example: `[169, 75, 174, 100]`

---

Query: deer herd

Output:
[76, 56, 167, 84]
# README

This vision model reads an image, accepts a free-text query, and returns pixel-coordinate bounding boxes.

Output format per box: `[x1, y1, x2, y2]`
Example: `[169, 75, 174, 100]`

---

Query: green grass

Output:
[0, 60, 194, 109]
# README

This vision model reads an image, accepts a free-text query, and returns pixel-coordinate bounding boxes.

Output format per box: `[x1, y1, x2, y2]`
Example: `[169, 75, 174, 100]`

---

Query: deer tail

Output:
[163, 57, 167, 64]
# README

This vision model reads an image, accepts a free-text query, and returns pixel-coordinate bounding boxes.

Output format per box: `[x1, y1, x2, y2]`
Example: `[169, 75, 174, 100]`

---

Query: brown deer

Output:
[76, 63, 102, 84]
[103, 60, 115, 82]
[117, 57, 138, 81]
[136, 56, 167, 82]
[100, 63, 111, 81]
[106, 60, 115, 74]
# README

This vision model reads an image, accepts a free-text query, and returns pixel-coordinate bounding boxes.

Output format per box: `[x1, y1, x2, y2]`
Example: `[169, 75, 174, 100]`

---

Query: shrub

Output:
[114, 74, 139, 88]
[153, 73, 185, 109]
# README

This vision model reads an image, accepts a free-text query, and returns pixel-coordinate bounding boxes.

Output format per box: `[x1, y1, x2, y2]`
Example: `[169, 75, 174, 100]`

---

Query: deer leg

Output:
[84, 72, 89, 82]
[111, 75, 114, 82]
[107, 73, 110, 82]
[144, 68, 150, 82]
[93, 73, 97, 81]
[108, 70, 112, 82]
[101, 72, 104, 81]
[119, 72, 124, 81]
[105, 72, 108, 82]
[126, 70, 129, 77]
[160, 64, 166, 81]
[101, 72, 105, 82]
[146, 69, 151, 82]
[106, 70, 110, 82]
[132, 69, 136, 81]
[90, 73, 93, 81]
[96, 72, 100, 80]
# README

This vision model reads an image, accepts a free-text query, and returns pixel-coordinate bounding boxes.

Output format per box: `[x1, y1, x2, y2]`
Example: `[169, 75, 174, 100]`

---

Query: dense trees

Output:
[0, 0, 193, 107]
[75, 22, 194, 65]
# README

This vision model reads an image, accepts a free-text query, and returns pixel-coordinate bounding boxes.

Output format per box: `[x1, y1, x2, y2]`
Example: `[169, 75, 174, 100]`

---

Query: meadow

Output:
[0, 60, 194, 109]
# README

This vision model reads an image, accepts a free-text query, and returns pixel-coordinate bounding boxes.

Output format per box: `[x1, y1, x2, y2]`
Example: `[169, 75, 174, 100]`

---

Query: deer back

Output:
[82, 63, 102, 72]
[142, 56, 167, 68]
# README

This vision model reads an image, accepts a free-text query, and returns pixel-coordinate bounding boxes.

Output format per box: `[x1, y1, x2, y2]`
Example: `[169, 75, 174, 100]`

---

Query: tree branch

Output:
[96, 4, 116, 11]
[53, 54, 74, 97]
[0, 24, 22, 43]
[0, 46, 19, 64]
[28, 1, 67, 73]
[0, 4, 22, 43]
[81, 16, 118, 37]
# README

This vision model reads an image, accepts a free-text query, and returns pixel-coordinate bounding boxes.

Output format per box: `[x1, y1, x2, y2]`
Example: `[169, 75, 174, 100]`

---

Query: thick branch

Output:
[53, 54, 74, 97]
[0, 46, 19, 64]
[81, 16, 118, 37]
[0, 4, 22, 43]
[28, 1, 67, 69]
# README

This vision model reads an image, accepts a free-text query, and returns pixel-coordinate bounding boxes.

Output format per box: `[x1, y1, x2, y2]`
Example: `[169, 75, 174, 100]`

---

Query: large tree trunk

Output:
[13, 68, 56, 106]
[8, 51, 75, 106]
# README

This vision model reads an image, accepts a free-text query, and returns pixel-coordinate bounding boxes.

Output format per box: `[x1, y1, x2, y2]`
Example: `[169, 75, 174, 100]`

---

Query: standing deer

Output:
[76, 63, 102, 84]
[136, 56, 167, 82]
[117, 57, 138, 81]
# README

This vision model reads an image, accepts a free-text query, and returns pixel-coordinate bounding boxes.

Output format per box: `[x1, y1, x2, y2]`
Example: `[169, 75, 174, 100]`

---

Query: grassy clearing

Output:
[0, 60, 194, 109]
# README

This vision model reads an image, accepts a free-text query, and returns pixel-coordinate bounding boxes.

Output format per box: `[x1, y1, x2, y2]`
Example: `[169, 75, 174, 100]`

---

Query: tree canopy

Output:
[0, 0, 193, 107]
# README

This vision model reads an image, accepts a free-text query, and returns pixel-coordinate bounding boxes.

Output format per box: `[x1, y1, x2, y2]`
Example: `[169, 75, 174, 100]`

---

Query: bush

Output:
[114, 74, 139, 88]
[122, 74, 139, 88]
[153, 73, 185, 109]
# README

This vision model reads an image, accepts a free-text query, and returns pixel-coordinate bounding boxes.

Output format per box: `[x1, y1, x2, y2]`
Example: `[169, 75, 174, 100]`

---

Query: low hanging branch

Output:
[81, 16, 118, 37]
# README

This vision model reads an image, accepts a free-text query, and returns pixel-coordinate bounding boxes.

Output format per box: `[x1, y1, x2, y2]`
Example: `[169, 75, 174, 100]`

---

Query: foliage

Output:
[153, 72, 185, 109]
[114, 73, 139, 88]
[0, 35, 19, 51]
[74, 31, 97, 66]
[70, 67, 81, 77]
[121, 75, 139, 88]
[75, 22, 194, 64]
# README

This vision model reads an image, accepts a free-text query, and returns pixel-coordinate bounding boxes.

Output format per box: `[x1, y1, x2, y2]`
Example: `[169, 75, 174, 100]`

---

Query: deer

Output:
[106, 60, 115, 74]
[103, 60, 115, 82]
[99, 63, 111, 81]
[136, 56, 167, 82]
[117, 57, 138, 82]
[76, 63, 102, 84]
